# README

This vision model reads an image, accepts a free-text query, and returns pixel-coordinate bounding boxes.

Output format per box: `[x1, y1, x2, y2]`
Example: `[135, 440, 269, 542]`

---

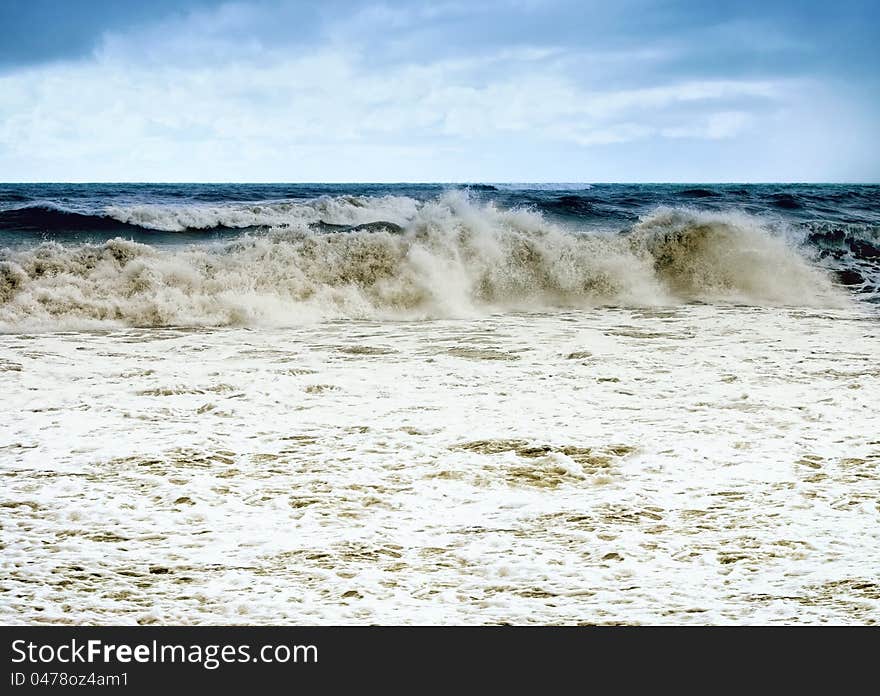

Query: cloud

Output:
[660, 112, 753, 141]
[0, 48, 783, 172]
[0, 0, 877, 181]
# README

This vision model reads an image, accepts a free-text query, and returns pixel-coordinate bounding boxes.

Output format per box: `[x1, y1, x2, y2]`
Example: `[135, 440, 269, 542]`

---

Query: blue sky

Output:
[0, 0, 877, 182]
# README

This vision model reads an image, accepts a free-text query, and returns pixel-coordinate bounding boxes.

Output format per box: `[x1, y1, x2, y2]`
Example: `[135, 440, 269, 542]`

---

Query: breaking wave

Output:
[0, 195, 848, 331]
[0, 196, 420, 233]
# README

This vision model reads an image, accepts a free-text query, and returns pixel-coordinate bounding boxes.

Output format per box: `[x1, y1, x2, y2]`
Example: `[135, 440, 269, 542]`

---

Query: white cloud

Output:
[660, 111, 753, 140]
[0, 1, 871, 181]
[0, 42, 786, 179]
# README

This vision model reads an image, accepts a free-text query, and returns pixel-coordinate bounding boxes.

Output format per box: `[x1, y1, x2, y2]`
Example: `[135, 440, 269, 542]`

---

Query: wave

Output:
[0, 196, 421, 233]
[493, 183, 594, 192]
[806, 223, 880, 259]
[0, 204, 143, 232]
[768, 193, 802, 210]
[543, 195, 597, 215]
[0, 192, 32, 203]
[0, 195, 846, 330]
[676, 188, 720, 198]
[803, 222, 880, 295]
[103, 195, 420, 232]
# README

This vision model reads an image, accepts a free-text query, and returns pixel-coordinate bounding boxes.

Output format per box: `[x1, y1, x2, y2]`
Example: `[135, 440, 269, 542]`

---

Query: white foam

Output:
[103, 195, 420, 232]
[1, 305, 877, 624]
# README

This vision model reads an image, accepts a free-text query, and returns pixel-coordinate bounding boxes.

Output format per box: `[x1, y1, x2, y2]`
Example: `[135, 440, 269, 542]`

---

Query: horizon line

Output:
[1, 180, 878, 186]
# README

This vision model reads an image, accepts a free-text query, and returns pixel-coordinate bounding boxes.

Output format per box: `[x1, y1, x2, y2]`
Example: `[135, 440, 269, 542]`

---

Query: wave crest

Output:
[104, 195, 420, 232]
[630, 207, 839, 303]
[0, 195, 421, 233]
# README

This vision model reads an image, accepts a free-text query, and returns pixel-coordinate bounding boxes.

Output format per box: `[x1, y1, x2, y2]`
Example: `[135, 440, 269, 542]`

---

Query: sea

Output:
[1, 183, 878, 624]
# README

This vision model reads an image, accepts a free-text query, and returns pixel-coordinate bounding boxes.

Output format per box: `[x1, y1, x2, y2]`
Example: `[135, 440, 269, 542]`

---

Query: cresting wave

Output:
[0, 196, 420, 233]
[0, 195, 847, 330]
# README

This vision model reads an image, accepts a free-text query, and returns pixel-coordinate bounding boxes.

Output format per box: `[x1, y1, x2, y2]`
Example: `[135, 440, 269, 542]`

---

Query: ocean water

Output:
[1, 184, 879, 624]
[1, 183, 879, 327]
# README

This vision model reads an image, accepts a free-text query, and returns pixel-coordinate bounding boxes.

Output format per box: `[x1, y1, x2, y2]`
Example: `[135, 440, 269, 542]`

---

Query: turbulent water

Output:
[1, 184, 879, 624]
[1, 183, 878, 330]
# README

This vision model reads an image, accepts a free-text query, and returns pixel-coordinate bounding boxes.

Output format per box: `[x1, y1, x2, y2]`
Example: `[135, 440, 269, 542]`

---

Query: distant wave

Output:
[769, 193, 802, 210]
[542, 195, 597, 215]
[0, 195, 849, 331]
[0, 196, 421, 234]
[493, 183, 594, 192]
[0, 204, 143, 232]
[0, 192, 32, 203]
[676, 188, 721, 198]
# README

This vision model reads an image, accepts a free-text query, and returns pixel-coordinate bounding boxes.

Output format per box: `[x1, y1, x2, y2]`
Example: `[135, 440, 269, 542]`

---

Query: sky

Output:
[0, 0, 877, 182]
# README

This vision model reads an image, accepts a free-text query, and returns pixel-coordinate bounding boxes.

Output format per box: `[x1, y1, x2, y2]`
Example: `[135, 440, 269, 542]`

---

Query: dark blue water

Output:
[2, 183, 879, 238]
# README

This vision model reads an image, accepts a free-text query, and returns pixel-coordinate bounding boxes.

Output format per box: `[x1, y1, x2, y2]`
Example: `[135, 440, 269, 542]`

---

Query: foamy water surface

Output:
[2, 306, 878, 624]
